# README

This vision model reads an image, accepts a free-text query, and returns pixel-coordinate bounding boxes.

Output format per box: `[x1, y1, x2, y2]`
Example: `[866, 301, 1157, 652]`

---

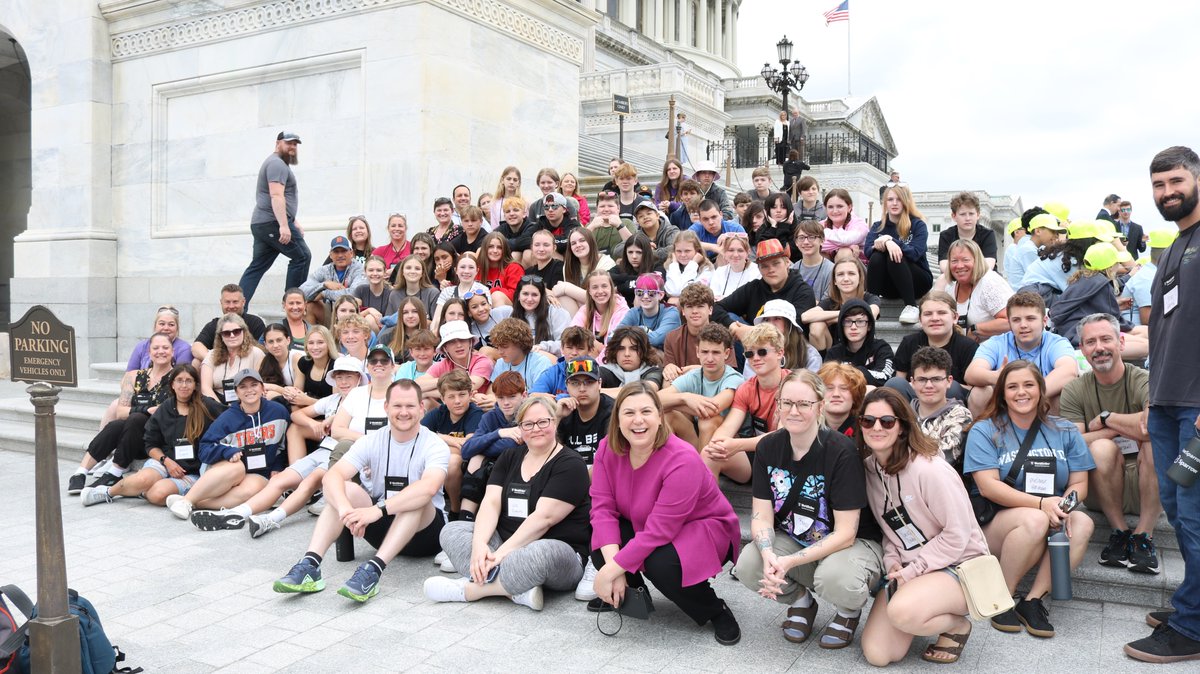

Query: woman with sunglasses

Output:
[736, 369, 885, 650]
[855, 387, 987, 665]
[609, 233, 661, 306]
[124, 305, 194, 373]
[200, 313, 265, 407]
[424, 396, 591, 610]
[962, 360, 1094, 639]
[615, 273, 680, 349]
[491, 275, 572, 356]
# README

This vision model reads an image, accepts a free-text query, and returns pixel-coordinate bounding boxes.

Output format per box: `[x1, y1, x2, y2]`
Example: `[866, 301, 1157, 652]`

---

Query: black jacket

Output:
[714, 269, 816, 333]
[825, 299, 895, 387]
[533, 214, 580, 255]
[143, 395, 226, 474]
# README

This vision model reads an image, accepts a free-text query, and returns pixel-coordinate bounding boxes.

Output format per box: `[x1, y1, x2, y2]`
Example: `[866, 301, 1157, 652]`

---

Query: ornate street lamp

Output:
[761, 35, 809, 124]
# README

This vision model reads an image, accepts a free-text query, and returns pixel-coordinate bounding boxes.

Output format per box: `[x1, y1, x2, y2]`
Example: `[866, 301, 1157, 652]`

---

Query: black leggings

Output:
[866, 250, 932, 306]
[86, 412, 152, 468]
[590, 518, 729, 625]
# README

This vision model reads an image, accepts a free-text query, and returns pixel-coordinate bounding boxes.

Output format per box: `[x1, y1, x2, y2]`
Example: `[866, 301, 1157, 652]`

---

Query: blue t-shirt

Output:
[531, 360, 569, 399]
[1120, 261, 1156, 328]
[1019, 255, 1075, 292]
[617, 306, 681, 348]
[689, 220, 746, 246]
[973, 331, 1074, 377]
[963, 416, 1095, 496]
[394, 360, 429, 382]
[1005, 236, 1039, 289]
[492, 352, 555, 390]
[671, 365, 744, 416]
[420, 403, 484, 438]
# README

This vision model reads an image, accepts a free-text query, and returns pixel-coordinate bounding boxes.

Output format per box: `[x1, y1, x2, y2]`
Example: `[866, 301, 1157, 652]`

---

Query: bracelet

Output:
[1038, 497, 1044, 510]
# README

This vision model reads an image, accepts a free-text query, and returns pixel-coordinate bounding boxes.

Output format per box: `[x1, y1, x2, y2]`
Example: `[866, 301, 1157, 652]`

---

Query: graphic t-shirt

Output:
[557, 394, 614, 465]
[963, 416, 1095, 496]
[488, 445, 592, 556]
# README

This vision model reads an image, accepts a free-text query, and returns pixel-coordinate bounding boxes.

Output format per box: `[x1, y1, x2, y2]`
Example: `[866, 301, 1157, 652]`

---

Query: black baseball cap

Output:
[277, 131, 302, 143]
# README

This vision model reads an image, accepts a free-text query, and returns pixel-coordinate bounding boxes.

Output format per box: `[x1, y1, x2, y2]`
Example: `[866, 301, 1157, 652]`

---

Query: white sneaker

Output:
[168, 495, 193, 520]
[512, 586, 544, 611]
[423, 576, 468, 603]
[307, 497, 325, 516]
[575, 559, 598, 601]
[433, 550, 449, 566]
[89, 458, 112, 477]
[898, 305, 920, 325]
[80, 486, 113, 507]
[248, 514, 281, 539]
[440, 557, 457, 574]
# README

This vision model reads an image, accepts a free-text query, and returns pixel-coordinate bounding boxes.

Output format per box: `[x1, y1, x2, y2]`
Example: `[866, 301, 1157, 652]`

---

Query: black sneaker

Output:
[1124, 624, 1200, 663]
[1099, 528, 1132, 567]
[1147, 610, 1175, 628]
[1015, 595, 1055, 638]
[87, 472, 121, 489]
[1128, 533, 1161, 575]
[990, 602, 1022, 633]
[711, 603, 741, 646]
[306, 489, 323, 506]
[190, 509, 247, 531]
[67, 473, 86, 495]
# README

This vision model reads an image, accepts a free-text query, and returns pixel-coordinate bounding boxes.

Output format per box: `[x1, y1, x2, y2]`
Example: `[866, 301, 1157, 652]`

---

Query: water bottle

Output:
[1048, 531, 1072, 601]
[335, 526, 355, 562]
[1166, 432, 1200, 488]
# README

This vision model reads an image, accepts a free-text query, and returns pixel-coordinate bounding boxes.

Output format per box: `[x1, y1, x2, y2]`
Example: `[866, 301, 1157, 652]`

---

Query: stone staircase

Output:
[0, 362, 124, 457]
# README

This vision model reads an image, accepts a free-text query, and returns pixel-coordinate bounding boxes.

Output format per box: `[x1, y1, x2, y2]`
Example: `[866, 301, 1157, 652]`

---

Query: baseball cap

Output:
[330, 235, 352, 250]
[632, 198, 659, 216]
[1043, 201, 1070, 223]
[367, 344, 395, 362]
[755, 238, 789, 263]
[232, 368, 263, 386]
[1067, 220, 1099, 241]
[754, 299, 801, 330]
[1006, 217, 1024, 236]
[1084, 243, 1118, 271]
[565, 357, 602, 381]
[1115, 250, 1135, 264]
[325, 355, 368, 387]
[1093, 219, 1117, 242]
[543, 192, 569, 208]
[1149, 229, 1178, 249]
[277, 131, 302, 143]
[1029, 213, 1065, 233]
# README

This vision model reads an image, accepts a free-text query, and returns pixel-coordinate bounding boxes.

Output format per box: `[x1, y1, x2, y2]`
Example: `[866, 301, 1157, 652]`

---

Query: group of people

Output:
[64, 136, 1200, 664]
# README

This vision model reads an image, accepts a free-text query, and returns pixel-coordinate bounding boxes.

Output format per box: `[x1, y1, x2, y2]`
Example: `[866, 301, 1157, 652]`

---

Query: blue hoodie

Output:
[461, 405, 521, 461]
[199, 398, 290, 477]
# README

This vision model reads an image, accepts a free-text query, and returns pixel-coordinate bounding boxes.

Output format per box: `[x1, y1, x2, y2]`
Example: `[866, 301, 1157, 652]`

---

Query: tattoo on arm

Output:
[754, 527, 774, 551]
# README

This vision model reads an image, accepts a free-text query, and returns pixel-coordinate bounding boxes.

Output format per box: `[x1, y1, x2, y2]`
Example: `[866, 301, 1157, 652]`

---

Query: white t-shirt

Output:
[948, 270, 1014, 329]
[340, 385, 389, 435]
[709, 264, 761, 300]
[313, 391, 344, 418]
[342, 426, 450, 511]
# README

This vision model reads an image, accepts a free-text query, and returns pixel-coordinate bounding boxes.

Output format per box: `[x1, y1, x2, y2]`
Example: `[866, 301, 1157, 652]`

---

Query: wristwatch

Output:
[1100, 411, 1111, 428]
[378, 503, 388, 518]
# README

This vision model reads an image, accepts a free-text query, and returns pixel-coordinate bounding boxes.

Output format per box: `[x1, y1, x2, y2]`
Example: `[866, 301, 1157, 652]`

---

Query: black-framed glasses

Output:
[219, 328, 244, 338]
[795, 235, 822, 243]
[843, 318, 869, 328]
[860, 415, 899, 430]
[778, 399, 820, 412]
[519, 418, 553, 431]
[913, 376, 948, 386]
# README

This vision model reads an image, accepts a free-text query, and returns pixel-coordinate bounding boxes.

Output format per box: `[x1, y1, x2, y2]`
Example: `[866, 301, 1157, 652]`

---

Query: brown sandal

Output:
[921, 627, 972, 664]
[818, 613, 860, 649]
[781, 600, 820, 643]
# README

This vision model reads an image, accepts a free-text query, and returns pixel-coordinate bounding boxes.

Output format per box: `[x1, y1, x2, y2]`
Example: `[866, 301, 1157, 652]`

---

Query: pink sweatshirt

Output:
[822, 215, 869, 257]
[590, 434, 741, 586]
[865, 453, 990, 582]
[571, 296, 630, 349]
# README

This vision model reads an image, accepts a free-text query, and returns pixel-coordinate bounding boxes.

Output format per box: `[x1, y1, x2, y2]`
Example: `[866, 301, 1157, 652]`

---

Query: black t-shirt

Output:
[893, 332, 979, 383]
[751, 428, 882, 546]
[557, 394, 614, 465]
[452, 232, 485, 255]
[524, 260, 564, 294]
[195, 313, 267, 349]
[937, 226, 998, 262]
[487, 445, 592, 556]
[297, 356, 333, 400]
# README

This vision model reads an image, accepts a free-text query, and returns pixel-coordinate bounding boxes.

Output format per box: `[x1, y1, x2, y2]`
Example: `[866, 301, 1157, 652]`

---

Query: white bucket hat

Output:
[325, 355, 368, 387]
[754, 299, 801, 330]
[437, 320, 474, 350]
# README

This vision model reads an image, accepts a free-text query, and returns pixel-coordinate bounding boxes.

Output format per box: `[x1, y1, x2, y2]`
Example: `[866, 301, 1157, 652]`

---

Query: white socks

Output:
[791, 590, 813, 609]
[229, 504, 253, 518]
[267, 508, 287, 524]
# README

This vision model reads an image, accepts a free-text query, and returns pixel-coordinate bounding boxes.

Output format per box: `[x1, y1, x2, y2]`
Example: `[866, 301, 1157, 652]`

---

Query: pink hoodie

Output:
[865, 452, 990, 582]
[822, 215, 869, 258]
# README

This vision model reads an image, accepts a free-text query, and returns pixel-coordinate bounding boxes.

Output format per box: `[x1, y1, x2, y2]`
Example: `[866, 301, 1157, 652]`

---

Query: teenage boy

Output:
[660, 323, 744, 450]
[300, 235, 367, 325]
[1008, 212, 1066, 290]
[715, 238, 817, 343]
[733, 192, 752, 221]
[613, 163, 644, 219]
[824, 300, 895, 388]
[614, 200, 677, 265]
[964, 291, 1078, 415]
[1059, 314, 1158, 573]
[704, 324, 790, 483]
[418, 321, 495, 396]
[496, 196, 534, 265]
[692, 160, 735, 220]
[523, 229, 565, 292]
[556, 357, 613, 466]
[531, 326, 595, 399]
[587, 190, 635, 257]
[192, 284, 266, 363]
[663, 283, 737, 382]
[669, 179, 704, 231]
[887, 291, 978, 402]
[690, 199, 747, 260]
[1004, 216, 1033, 289]
[934, 192, 998, 288]
[617, 273, 680, 349]
[790, 220, 834, 302]
[908, 346, 973, 465]
[167, 369, 290, 521]
[533, 192, 580, 255]
[422, 369, 483, 520]
[451, 206, 487, 255]
[272, 380, 449, 603]
[749, 167, 773, 202]
[490, 318, 555, 387]
[395, 329, 437, 381]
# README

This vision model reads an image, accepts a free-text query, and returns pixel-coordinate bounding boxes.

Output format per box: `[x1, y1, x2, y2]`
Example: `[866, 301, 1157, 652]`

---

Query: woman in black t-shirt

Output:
[423, 397, 591, 610]
[735, 369, 884, 649]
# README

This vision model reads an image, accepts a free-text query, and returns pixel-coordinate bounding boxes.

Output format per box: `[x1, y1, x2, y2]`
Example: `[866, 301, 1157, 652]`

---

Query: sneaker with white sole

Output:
[67, 473, 86, 495]
[307, 497, 325, 516]
[898, 305, 920, 325]
[512, 586, 544, 611]
[190, 509, 246, 531]
[423, 576, 468, 603]
[440, 557, 457, 574]
[273, 557, 324, 594]
[433, 550, 449, 566]
[167, 495, 193, 520]
[248, 514, 281, 539]
[80, 486, 113, 507]
[338, 562, 382, 603]
[575, 559, 598, 601]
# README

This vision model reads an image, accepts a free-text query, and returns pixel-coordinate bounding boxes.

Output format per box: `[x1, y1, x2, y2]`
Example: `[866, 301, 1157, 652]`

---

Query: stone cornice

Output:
[106, 0, 587, 64]
[595, 32, 656, 67]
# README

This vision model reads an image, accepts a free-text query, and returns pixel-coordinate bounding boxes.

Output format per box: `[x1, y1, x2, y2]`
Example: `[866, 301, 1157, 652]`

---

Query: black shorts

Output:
[363, 509, 445, 557]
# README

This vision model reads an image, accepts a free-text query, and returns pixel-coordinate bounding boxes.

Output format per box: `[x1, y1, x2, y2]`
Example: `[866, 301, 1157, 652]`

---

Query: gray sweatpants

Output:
[439, 520, 585, 596]
[735, 536, 883, 612]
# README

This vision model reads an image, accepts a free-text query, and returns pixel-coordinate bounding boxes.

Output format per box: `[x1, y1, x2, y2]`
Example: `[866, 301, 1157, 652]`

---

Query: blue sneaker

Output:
[273, 558, 324, 594]
[337, 562, 382, 603]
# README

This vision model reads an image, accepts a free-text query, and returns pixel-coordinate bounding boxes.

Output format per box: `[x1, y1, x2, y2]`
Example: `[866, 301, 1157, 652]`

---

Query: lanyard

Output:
[386, 433, 418, 483]
[1160, 223, 1199, 293]
[1093, 371, 1131, 414]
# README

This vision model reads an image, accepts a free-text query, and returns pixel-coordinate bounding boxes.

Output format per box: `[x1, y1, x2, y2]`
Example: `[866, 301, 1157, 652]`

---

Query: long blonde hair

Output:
[493, 166, 522, 200]
[876, 185, 924, 241]
[583, 270, 621, 341]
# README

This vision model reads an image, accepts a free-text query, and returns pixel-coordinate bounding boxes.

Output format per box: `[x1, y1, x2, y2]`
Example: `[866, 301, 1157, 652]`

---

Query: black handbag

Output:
[970, 418, 1042, 526]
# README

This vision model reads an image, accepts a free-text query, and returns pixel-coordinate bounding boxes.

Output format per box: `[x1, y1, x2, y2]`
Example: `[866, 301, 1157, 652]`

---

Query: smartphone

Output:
[886, 579, 898, 600]
[485, 565, 500, 583]
[1059, 490, 1080, 514]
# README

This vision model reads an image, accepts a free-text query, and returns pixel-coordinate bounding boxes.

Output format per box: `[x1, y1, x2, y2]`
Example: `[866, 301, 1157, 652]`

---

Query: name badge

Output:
[1163, 273, 1179, 316]
[385, 475, 408, 498]
[574, 445, 596, 465]
[795, 496, 820, 519]
[883, 505, 928, 551]
[173, 437, 194, 462]
[319, 436, 339, 451]
[1113, 436, 1140, 455]
[222, 378, 237, 403]
[132, 391, 153, 408]
[364, 417, 386, 432]
[243, 443, 267, 471]
[750, 415, 769, 436]
[1024, 456, 1057, 497]
[507, 482, 531, 520]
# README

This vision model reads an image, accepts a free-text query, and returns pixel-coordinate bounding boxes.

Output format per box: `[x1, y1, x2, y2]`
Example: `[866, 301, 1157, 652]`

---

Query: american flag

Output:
[824, 0, 849, 24]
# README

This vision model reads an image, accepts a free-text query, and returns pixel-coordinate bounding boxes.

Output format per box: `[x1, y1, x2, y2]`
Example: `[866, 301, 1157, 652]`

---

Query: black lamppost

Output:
[761, 35, 809, 124]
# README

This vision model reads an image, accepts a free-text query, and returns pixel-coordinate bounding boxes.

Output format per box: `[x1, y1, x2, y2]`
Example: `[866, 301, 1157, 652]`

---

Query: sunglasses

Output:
[461, 290, 488, 301]
[157, 305, 180, 316]
[367, 357, 392, 366]
[545, 204, 563, 210]
[748, 347, 775, 359]
[521, 274, 544, 285]
[860, 415, 899, 430]
[597, 191, 617, 198]
[219, 328, 244, 338]
[634, 289, 662, 298]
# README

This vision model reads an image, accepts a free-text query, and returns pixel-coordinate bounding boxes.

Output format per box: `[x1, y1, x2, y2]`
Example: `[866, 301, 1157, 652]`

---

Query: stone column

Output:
[652, 0, 664, 41]
[731, 2, 738, 62]
[723, 0, 734, 59]
[713, 0, 723, 59]
[620, 0, 636, 26]
[697, 0, 709, 50]
[593, 0, 605, 13]
[680, 0, 692, 47]
[664, 0, 673, 43]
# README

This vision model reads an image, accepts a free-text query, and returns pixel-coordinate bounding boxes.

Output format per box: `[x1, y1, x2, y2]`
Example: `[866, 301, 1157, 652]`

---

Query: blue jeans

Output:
[238, 219, 311, 307]
[1148, 405, 1200, 641]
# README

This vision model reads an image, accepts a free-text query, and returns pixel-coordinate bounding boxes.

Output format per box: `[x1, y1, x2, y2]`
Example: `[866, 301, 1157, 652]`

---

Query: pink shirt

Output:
[865, 453, 990, 582]
[372, 241, 412, 272]
[427, 353, 494, 393]
[822, 215, 869, 258]
[590, 434, 741, 586]
[571, 297, 630, 346]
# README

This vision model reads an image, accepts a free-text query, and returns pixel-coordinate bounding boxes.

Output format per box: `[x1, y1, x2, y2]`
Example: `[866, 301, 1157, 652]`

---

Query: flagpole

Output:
[847, 15, 852, 96]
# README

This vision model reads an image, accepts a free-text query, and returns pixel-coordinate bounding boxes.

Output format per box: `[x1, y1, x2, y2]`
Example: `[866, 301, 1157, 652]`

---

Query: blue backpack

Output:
[0, 585, 141, 674]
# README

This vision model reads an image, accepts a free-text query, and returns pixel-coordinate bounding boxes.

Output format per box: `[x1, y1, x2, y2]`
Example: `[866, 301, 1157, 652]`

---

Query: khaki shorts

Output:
[1084, 454, 1142, 515]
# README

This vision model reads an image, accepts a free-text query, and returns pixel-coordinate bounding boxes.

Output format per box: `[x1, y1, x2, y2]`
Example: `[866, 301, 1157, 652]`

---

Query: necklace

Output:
[722, 265, 747, 295]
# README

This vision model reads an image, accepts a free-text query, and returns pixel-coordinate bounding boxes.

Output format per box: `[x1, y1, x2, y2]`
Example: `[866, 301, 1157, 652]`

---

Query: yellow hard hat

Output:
[1149, 228, 1178, 248]
[1043, 201, 1070, 223]
[1084, 242, 1119, 271]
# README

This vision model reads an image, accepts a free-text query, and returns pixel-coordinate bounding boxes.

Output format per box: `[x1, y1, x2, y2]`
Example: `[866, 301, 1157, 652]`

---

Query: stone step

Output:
[0, 423, 93, 456]
[0, 397, 108, 434]
[91, 362, 127, 383]
[58, 380, 122, 407]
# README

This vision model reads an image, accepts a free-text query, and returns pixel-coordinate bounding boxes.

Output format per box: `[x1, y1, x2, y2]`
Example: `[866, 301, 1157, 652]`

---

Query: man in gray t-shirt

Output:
[238, 131, 312, 307]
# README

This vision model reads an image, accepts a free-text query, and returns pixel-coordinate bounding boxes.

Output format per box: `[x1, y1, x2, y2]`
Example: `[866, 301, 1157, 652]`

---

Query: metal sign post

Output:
[613, 94, 630, 160]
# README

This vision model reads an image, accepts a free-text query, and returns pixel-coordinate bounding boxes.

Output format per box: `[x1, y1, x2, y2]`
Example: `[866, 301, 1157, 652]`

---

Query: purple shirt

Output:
[125, 337, 194, 372]
[590, 433, 741, 585]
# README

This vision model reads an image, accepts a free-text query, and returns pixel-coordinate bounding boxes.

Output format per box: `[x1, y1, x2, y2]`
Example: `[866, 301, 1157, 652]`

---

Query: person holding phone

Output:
[422, 397, 591, 610]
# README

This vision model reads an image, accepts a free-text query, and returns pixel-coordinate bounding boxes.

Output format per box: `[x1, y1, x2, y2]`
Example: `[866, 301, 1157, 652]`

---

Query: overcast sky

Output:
[736, 0, 1191, 230]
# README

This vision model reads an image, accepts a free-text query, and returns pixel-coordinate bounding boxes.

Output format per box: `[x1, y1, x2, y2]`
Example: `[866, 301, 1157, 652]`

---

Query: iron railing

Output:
[705, 131, 891, 173]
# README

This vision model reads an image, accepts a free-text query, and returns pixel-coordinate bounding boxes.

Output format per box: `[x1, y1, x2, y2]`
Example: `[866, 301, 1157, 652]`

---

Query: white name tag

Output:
[894, 523, 925, 549]
[507, 496, 529, 519]
[246, 453, 267, 471]
[1164, 285, 1179, 315]
[224, 388, 238, 403]
[1025, 471, 1055, 497]
[319, 436, 339, 451]
[173, 441, 194, 462]
[1114, 436, 1140, 455]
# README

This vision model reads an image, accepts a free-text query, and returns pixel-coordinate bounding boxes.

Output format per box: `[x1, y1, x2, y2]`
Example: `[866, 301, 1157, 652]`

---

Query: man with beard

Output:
[239, 131, 311, 307]
[1125, 146, 1200, 663]
[1060, 314, 1156, 573]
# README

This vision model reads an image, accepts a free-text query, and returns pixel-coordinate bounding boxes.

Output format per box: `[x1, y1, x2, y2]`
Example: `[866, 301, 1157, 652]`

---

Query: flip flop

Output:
[921, 627, 972, 664]
[781, 600, 819, 643]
